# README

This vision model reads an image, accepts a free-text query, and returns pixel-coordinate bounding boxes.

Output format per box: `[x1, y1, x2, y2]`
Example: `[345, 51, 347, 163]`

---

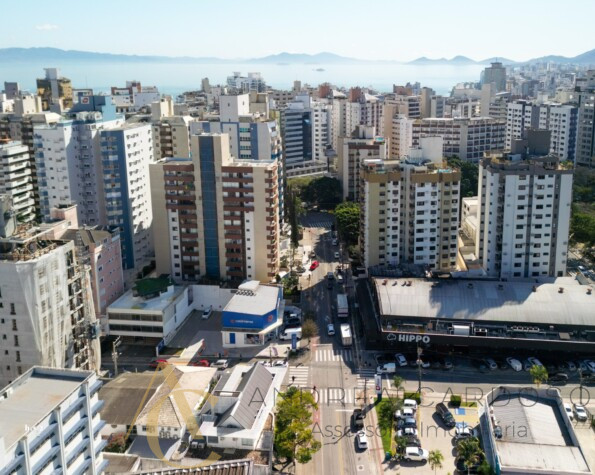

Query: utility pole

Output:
[112, 336, 122, 377]
[416, 344, 423, 396]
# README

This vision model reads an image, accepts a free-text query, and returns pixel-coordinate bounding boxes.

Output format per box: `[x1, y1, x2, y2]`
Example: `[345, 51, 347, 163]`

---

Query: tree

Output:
[301, 319, 319, 340]
[456, 437, 482, 475]
[105, 433, 128, 453]
[529, 364, 549, 386]
[394, 435, 408, 456]
[446, 157, 479, 199]
[274, 387, 321, 464]
[392, 375, 404, 392]
[428, 449, 444, 474]
[286, 186, 304, 249]
[477, 459, 495, 475]
[335, 202, 360, 246]
[304, 177, 342, 209]
[378, 397, 401, 424]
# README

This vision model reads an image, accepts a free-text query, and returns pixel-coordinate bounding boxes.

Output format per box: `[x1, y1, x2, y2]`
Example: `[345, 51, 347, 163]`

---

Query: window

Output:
[10, 303, 15, 315]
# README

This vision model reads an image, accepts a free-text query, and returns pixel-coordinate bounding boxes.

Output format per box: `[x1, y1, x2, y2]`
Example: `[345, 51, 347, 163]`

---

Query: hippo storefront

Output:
[221, 280, 284, 348]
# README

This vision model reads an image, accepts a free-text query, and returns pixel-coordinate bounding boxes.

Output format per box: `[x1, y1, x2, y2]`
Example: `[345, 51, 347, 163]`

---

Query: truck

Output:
[337, 293, 348, 318]
[340, 324, 352, 347]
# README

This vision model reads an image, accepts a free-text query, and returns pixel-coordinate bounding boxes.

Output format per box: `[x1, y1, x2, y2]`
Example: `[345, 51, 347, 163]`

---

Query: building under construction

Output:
[0, 196, 100, 386]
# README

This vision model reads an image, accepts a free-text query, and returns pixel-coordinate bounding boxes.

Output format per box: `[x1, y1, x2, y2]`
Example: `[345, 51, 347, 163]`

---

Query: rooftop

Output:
[0, 367, 92, 449]
[224, 282, 280, 316]
[487, 389, 590, 473]
[108, 282, 185, 314]
[374, 277, 594, 327]
[134, 276, 173, 298]
[98, 372, 166, 426]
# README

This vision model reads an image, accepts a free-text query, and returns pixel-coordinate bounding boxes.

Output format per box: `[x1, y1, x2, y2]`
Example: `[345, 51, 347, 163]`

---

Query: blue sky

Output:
[2, 0, 594, 61]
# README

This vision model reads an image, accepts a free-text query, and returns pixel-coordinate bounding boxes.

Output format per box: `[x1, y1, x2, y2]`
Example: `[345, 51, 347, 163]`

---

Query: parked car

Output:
[201, 305, 213, 319]
[352, 408, 365, 430]
[327, 272, 335, 280]
[483, 358, 498, 370]
[334, 251, 340, 259]
[396, 427, 418, 437]
[395, 353, 408, 367]
[285, 318, 301, 328]
[395, 408, 415, 420]
[506, 357, 523, 372]
[190, 359, 210, 367]
[332, 238, 339, 246]
[327, 323, 335, 336]
[404, 446, 429, 463]
[374, 353, 393, 366]
[356, 430, 368, 450]
[149, 358, 168, 368]
[548, 373, 569, 384]
[309, 260, 319, 271]
[586, 360, 595, 373]
[211, 359, 229, 370]
[583, 373, 595, 386]
[454, 423, 478, 440]
[564, 403, 574, 421]
[336, 274, 344, 284]
[273, 360, 288, 367]
[308, 250, 316, 259]
[523, 359, 534, 371]
[442, 358, 454, 370]
[376, 362, 396, 374]
[436, 402, 456, 428]
[403, 435, 422, 448]
[296, 266, 305, 274]
[566, 361, 577, 372]
[403, 399, 418, 411]
[527, 357, 543, 368]
[574, 404, 588, 421]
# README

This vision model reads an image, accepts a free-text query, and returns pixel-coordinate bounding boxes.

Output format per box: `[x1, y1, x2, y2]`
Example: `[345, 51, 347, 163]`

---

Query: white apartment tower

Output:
[506, 100, 578, 161]
[476, 132, 573, 279]
[574, 70, 595, 167]
[0, 367, 106, 475]
[0, 213, 100, 388]
[360, 137, 461, 271]
[332, 89, 383, 150]
[0, 141, 36, 223]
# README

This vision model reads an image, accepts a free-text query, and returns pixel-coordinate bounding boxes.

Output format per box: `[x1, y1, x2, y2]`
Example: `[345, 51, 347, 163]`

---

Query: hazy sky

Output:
[3, 0, 594, 61]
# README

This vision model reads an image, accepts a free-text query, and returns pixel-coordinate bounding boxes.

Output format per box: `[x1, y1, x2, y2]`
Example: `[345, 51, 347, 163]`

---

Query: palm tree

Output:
[529, 364, 548, 386]
[393, 375, 404, 395]
[457, 437, 482, 475]
[428, 449, 444, 474]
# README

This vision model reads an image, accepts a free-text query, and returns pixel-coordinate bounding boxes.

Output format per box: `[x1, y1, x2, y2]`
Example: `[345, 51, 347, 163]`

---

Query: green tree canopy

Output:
[288, 176, 342, 210]
[301, 319, 319, 340]
[274, 387, 321, 464]
[335, 202, 360, 246]
[446, 157, 479, 198]
[428, 449, 444, 474]
[529, 364, 549, 386]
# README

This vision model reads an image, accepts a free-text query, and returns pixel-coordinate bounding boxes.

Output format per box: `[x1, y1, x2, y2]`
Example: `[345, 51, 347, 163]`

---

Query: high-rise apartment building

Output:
[332, 89, 383, 150]
[360, 137, 461, 271]
[482, 62, 507, 92]
[33, 96, 125, 224]
[282, 93, 330, 172]
[36, 68, 73, 111]
[411, 117, 506, 162]
[574, 70, 595, 167]
[151, 133, 280, 283]
[0, 367, 107, 475]
[226, 72, 267, 93]
[337, 125, 386, 201]
[0, 141, 36, 223]
[0, 204, 100, 387]
[476, 132, 573, 279]
[389, 114, 413, 158]
[100, 123, 154, 281]
[506, 100, 578, 161]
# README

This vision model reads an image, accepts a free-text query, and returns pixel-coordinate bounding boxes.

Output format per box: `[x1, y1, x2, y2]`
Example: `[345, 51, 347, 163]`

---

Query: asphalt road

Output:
[296, 213, 382, 475]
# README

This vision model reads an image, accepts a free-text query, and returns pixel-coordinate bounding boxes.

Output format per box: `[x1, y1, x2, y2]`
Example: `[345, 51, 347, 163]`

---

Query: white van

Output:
[376, 362, 396, 374]
[280, 327, 302, 341]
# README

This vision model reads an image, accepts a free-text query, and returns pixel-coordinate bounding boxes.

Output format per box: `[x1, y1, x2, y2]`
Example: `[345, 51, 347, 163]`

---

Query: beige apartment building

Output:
[360, 138, 461, 271]
[150, 133, 280, 283]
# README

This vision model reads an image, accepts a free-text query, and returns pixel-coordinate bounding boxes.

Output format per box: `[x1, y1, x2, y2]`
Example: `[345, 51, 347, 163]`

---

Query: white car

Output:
[506, 357, 522, 372]
[211, 359, 229, 370]
[395, 353, 408, 367]
[356, 430, 368, 450]
[332, 239, 339, 246]
[396, 427, 418, 437]
[485, 358, 498, 370]
[403, 399, 418, 411]
[574, 405, 588, 421]
[395, 408, 415, 419]
[334, 251, 340, 259]
[564, 403, 574, 421]
[527, 357, 543, 368]
[327, 324, 335, 336]
[201, 305, 213, 319]
[273, 360, 288, 367]
[404, 446, 428, 463]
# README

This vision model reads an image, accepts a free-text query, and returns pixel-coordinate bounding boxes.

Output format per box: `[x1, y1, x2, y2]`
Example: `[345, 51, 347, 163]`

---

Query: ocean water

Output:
[1, 61, 485, 96]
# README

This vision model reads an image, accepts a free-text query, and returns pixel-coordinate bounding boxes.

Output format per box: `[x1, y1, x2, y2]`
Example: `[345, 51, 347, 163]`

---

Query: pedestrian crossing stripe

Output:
[302, 220, 333, 229]
[314, 349, 353, 362]
[288, 366, 309, 387]
[312, 388, 370, 405]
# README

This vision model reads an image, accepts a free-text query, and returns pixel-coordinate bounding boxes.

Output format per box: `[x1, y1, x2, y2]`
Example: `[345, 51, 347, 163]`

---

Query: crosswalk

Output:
[287, 365, 309, 387]
[314, 348, 353, 362]
[313, 388, 366, 405]
[303, 219, 334, 229]
[356, 368, 377, 388]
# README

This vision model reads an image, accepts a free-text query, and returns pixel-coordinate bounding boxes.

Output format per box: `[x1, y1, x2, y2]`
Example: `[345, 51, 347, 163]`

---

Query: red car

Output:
[309, 261, 319, 271]
[148, 359, 168, 368]
[189, 359, 210, 367]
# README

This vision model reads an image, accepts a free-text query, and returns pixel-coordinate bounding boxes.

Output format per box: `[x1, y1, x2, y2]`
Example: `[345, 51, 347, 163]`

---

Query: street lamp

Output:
[416, 344, 423, 396]
[112, 336, 122, 377]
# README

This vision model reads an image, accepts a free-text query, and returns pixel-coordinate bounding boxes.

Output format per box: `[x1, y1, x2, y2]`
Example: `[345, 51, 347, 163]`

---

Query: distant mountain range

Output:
[0, 47, 594, 66]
